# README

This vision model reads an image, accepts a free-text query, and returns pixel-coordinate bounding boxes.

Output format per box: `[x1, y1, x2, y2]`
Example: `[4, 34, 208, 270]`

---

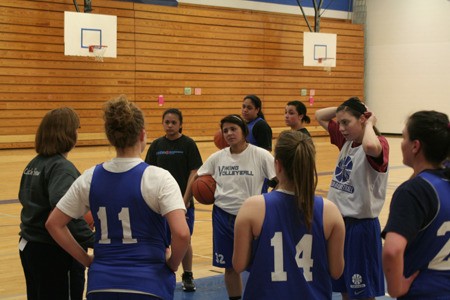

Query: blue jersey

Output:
[243, 191, 332, 299]
[87, 162, 175, 299]
[401, 171, 450, 299]
[246, 117, 263, 146]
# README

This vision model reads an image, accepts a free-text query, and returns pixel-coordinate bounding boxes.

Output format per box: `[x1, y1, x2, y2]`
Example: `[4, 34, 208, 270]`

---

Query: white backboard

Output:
[64, 11, 117, 58]
[303, 32, 337, 67]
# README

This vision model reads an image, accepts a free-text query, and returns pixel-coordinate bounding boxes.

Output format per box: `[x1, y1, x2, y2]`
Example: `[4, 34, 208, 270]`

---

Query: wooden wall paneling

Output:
[0, 0, 364, 148]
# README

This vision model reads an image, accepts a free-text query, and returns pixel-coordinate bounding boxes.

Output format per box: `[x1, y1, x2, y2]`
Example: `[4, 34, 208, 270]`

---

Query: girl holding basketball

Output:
[145, 108, 202, 292]
[193, 114, 276, 300]
[233, 130, 345, 299]
[315, 97, 389, 300]
[46, 95, 190, 300]
[285, 100, 311, 136]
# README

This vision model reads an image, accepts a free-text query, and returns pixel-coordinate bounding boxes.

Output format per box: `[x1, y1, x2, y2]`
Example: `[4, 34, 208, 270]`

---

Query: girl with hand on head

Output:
[285, 100, 311, 136]
[191, 114, 276, 300]
[145, 108, 202, 292]
[233, 130, 345, 299]
[19, 107, 94, 300]
[46, 95, 190, 300]
[315, 97, 389, 300]
[382, 111, 450, 299]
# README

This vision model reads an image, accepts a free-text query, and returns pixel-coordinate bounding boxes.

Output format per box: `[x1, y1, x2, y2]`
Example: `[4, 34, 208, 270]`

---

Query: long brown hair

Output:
[35, 107, 79, 156]
[275, 130, 317, 230]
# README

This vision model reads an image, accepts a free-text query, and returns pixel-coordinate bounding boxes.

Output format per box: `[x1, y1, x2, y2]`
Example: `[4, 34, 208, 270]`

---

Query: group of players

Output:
[18, 94, 450, 300]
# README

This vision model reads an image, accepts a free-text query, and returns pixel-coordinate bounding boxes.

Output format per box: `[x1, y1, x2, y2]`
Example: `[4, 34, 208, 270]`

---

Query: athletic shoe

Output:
[181, 271, 196, 292]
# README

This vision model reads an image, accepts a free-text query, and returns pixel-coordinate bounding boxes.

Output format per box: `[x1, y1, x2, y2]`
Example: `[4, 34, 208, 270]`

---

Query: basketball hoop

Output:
[317, 57, 334, 75]
[88, 45, 108, 62]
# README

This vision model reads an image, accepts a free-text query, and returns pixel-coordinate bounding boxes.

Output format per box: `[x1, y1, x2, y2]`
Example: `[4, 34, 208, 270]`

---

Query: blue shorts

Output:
[186, 206, 195, 235]
[166, 207, 195, 243]
[332, 217, 385, 299]
[212, 205, 236, 268]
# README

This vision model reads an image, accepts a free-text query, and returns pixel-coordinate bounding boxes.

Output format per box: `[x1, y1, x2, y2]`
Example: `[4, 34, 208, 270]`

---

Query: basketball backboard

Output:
[303, 32, 337, 67]
[64, 11, 117, 58]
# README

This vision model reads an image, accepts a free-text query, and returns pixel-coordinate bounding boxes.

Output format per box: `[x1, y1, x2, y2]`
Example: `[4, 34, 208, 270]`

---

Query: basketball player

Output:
[285, 100, 311, 136]
[382, 110, 450, 299]
[46, 95, 190, 300]
[145, 108, 202, 292]
[315, 97, 389, 300]
[241, 94, 272, 151]
[242, 95, 273, 193]
[233, 130, 345, 299]
[192, 114, 276, 300]
[18, 107, 94, 300]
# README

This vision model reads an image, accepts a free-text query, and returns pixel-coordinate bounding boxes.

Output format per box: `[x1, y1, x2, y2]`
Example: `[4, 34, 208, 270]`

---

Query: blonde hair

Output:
[275, 130, 317, 230]
[103, 95, 145, 149]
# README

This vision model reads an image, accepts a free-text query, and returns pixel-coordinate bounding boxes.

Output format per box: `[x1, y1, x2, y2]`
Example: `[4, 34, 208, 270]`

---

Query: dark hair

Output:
[243, 94, 265, 120]
[287, 100, 311, 124]
[220, 114, 249, 137]
[275, 130, 317, 231]
[337, 96, 381, 136]
[35, 107, 80, 156]
[406, 111, 450, 170]
[163, 108, 183, 133]
[103, 95, 145, 149]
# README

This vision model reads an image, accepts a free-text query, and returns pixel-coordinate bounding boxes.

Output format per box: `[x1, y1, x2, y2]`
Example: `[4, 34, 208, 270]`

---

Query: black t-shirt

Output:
[381, 170, 442, 243]
[252, 119, 272, 151]
[145, 135, 203, 205]
[298, 127, 311, 137]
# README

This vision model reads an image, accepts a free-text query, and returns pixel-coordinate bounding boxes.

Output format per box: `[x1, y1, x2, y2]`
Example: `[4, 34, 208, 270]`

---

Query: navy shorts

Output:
[332, 217, 385, 299]
[186, 206, 195, 235]
[212, 205, 236, 269]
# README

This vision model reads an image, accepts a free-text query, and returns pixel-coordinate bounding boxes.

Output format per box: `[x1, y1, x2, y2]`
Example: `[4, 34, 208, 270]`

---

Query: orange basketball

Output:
[192, 175, 216, 205]
[214, 129, 228, 149]
[84, 211, 95, 230]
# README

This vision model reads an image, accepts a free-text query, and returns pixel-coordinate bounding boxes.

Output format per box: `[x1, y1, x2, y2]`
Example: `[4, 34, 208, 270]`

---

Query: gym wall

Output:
[0, 0, 364, 149]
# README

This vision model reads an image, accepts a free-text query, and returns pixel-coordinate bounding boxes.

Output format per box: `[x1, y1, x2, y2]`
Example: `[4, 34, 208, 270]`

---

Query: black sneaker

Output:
[181, 271, 196, 292]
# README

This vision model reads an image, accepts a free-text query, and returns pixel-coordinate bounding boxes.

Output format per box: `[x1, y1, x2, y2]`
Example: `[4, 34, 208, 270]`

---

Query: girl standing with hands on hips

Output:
[46, 95, 190, 300]
[315, 97, 389, 300]
[18, 107, 94, 300]
[145, 108, 202, 292]
[193, 114, 276, 300]
[233, 130, 345, 299]
[382, 111, 450, 299]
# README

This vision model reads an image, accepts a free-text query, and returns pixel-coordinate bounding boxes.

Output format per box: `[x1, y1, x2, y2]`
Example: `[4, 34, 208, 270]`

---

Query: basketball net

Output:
[318, 57, 334, 75]
[89, 45, 108, 62]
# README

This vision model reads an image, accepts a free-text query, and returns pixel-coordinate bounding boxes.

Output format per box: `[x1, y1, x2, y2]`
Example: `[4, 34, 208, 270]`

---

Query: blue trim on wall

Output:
[248, 0, 352, 12]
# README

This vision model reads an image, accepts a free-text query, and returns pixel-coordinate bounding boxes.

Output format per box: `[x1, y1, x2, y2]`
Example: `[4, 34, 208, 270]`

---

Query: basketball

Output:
[214, 129, 228, 149]
[192, 175, 216, 205]
[84, 211, 95, 230]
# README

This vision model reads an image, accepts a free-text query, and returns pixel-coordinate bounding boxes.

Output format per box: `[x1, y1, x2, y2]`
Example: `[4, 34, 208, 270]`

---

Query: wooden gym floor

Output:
[0, 136, 409, 299]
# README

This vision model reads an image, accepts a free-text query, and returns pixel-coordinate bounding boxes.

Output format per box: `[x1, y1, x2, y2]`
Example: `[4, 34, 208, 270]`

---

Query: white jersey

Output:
[198, 144, 275, 215]
[327, 141, 388, 218]
[57, 157, 186, 219]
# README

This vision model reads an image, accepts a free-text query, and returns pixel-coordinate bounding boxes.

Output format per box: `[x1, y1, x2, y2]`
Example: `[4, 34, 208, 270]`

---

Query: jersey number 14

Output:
[271, 232, 314, 282]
